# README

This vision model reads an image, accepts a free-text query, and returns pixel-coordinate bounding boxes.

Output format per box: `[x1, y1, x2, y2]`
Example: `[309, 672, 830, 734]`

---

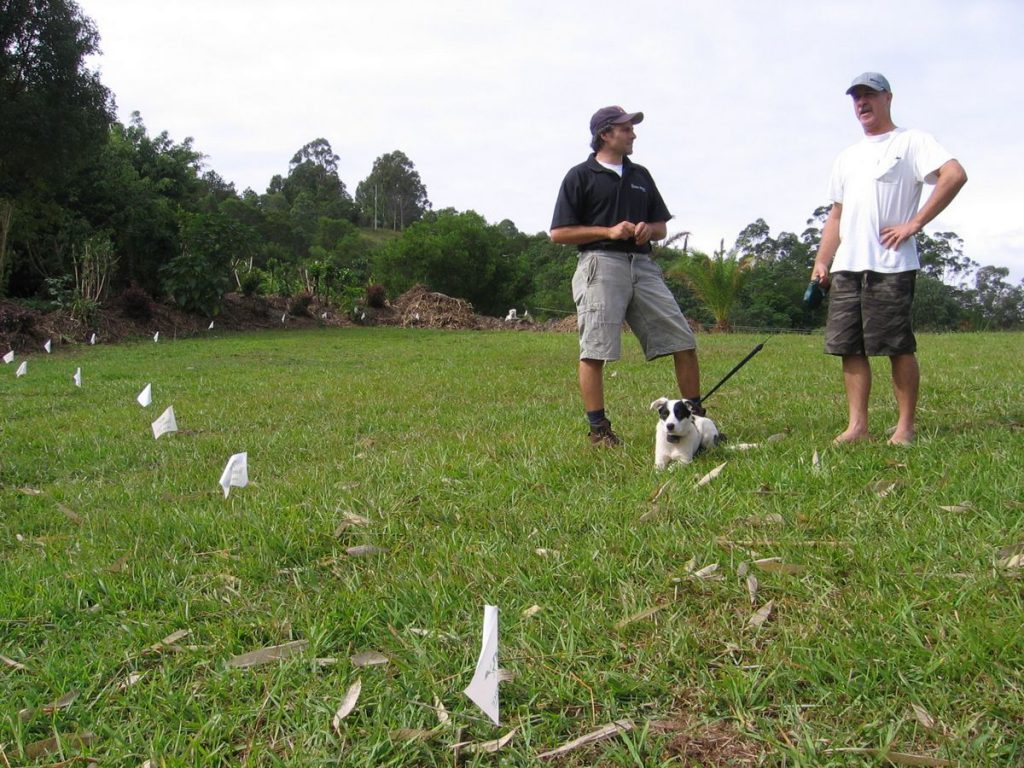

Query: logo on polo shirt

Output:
[630, 183, 647, 193]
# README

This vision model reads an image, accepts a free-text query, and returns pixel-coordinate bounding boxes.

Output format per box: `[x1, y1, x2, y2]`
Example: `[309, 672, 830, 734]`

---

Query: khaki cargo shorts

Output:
[825, 270, 917, 356]
[572, 250, 696, 361]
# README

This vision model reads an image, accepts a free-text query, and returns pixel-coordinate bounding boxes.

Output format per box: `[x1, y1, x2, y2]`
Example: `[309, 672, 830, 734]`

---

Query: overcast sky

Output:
[78, 0, 1023, 281]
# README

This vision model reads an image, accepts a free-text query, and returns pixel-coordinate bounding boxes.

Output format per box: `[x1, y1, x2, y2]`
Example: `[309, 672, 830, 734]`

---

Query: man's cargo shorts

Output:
[572, 249, 696, 361]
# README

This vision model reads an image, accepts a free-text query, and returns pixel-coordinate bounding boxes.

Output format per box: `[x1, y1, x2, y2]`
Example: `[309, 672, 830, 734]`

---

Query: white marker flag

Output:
[208, 321, 214, 330]
[281, 312, 287, 323]
[2, 350, 13, 364]
[44, 339, 52, 353]
[137, 383, 152, 407]
[153, 331, 160, 343]
[73, 367, 82, 387]
[152, 406, 177, 439]
[463, 604, 500, 725]
[16, 361, 27, 377]
[90, 333, 97, 345]
[219, 452, 249, 497]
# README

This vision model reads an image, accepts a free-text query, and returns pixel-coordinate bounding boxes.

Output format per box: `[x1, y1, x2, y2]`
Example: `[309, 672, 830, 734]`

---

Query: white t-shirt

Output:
[597, 160, 624, 176]
[827, 127, 953, 273]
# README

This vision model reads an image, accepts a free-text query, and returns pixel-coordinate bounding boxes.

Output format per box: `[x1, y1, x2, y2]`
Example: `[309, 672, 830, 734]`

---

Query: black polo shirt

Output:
[550, 154, 672, 254]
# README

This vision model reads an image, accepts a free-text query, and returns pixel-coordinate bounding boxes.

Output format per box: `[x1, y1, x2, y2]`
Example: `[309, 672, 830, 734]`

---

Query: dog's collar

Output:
[666, 434, 681, 444]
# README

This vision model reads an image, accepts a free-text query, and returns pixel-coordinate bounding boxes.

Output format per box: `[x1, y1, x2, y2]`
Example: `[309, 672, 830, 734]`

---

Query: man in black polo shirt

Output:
[551, 106, 701, 447]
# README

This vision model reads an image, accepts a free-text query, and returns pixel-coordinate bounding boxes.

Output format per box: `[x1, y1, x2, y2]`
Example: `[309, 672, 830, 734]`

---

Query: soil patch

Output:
[1, 286, 574, 354]
[652, 714, 764, 766]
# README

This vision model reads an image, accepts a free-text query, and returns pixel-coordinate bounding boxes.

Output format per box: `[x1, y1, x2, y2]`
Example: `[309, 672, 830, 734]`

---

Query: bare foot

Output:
[888, 430, 915, 446]
[833, 429, 871, 444]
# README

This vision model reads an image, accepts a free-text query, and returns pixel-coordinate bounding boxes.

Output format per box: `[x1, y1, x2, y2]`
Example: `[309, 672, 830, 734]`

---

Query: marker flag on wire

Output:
[153, 331, 160, 343]
[90, 333, 97, 345]
[219, 452, 249, 497]
[152, 406, 177, 439]
[208, 321, 214, 330]
[3, 350, 13, 364]
[73, 367, 82, 387]
[16, 361, 27, 377]
[137, 383, 152, 407]
[281, 312, 287, 324]
[463, 604, 500, 725]
[44, 339, 52, 353]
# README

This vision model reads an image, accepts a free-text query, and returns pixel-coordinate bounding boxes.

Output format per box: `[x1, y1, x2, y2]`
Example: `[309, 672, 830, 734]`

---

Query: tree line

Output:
[2, 0, 1021, 331]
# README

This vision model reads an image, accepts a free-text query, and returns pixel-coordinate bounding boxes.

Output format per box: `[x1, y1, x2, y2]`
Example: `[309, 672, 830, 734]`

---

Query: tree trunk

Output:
[0, 200, 13, 297]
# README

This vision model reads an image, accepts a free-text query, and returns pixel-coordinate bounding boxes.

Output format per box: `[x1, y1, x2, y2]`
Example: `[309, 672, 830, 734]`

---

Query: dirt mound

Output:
[0, 292, 356, 353]
[387, 284, 479, 329]
[382, 285, 557, 331]
[547, 314, 578, 333]
[1, 284, 555, 353]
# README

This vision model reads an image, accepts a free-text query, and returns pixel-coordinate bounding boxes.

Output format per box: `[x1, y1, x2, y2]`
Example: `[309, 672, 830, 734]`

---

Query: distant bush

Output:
[161, 250, 230, 317]
[70, 297, 99, 326]
[238, 269, 262, 297]
[44, 275, 75, 311]
[288, 291, 314, 317]
[366, 283, 387, 308]
[119, 283, 153, 321]
[0, 307, 34, 334]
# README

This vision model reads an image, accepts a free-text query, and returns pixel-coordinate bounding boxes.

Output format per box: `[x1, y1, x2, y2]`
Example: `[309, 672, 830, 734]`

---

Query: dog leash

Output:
[696, 338, 770, 405]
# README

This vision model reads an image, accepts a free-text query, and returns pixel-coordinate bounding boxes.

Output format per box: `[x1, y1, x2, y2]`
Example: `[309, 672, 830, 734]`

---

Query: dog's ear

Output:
[650, 397, 669, 411]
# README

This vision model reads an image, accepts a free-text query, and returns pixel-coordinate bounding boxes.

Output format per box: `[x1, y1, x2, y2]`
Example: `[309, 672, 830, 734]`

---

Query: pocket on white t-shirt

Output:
[874, 155, 903, 183]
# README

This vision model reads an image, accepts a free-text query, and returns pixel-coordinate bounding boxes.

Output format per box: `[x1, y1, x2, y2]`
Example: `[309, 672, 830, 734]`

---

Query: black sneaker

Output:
[588, 418, 622, 447]
[686, 399, 706, 418]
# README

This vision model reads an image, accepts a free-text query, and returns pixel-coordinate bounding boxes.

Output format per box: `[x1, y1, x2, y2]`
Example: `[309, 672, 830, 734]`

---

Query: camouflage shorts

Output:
[825, 270, 917, 356]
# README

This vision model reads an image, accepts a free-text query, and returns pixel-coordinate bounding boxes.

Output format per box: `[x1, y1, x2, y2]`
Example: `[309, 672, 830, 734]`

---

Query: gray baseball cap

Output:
[846, 72, 891, 95]
[590, 106, 644, 136]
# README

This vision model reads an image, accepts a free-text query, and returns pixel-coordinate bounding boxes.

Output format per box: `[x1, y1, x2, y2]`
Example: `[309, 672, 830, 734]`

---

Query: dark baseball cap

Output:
[845, 72, 891, 95]
[589, 106, 644, 135]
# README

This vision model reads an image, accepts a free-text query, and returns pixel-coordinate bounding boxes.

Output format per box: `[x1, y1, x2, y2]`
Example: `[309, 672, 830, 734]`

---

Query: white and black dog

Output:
[649, 397, 722, 469]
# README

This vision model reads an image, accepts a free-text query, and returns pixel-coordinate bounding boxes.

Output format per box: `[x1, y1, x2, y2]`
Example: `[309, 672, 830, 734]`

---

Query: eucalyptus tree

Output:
[355, 150, 430, 230]
[282, 138, 356, 221]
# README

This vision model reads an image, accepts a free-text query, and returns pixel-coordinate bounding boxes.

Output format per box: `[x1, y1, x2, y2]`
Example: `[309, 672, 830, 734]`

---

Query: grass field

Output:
[2, 327, 1022, 766]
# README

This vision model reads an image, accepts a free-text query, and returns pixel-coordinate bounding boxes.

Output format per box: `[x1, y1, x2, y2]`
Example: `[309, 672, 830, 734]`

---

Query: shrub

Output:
[239, 269, 262, 297]
[366, 283, 387, 308]
[70, 297, 99, 326]
[161, 250, 230, 316]
[44, 275, 75, 311]
[0, 307, 34, 334]
[119, 282, 153, 321]
[288, 291, 314, 317]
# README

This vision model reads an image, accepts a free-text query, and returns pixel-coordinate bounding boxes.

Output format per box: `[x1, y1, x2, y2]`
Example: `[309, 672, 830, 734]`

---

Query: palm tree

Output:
[666, 241, 752, 331]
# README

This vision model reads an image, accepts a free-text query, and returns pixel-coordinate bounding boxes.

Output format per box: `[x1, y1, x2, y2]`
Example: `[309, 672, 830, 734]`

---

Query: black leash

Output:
[697, 338, 770, 405]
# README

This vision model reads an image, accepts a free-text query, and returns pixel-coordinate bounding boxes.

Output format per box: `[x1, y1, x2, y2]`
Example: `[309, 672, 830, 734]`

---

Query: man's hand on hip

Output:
[880, 221, 920, 251]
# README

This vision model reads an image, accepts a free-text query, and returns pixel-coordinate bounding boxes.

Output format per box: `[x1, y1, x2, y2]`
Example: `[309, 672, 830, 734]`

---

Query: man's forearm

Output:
[549, 225, 614, 246]
[550, 220, 637, 246]
[812, 204, 842, 283]
[880, 159, 967, 250]
[910, 159, 967, 231]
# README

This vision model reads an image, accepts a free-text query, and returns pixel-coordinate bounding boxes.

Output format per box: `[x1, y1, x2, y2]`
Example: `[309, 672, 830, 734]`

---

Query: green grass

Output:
[1, 328, 1022, 766]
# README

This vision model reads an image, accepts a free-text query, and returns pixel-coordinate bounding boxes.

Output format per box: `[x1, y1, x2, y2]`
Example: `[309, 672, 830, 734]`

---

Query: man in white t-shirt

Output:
[811, 72, 967, 445]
